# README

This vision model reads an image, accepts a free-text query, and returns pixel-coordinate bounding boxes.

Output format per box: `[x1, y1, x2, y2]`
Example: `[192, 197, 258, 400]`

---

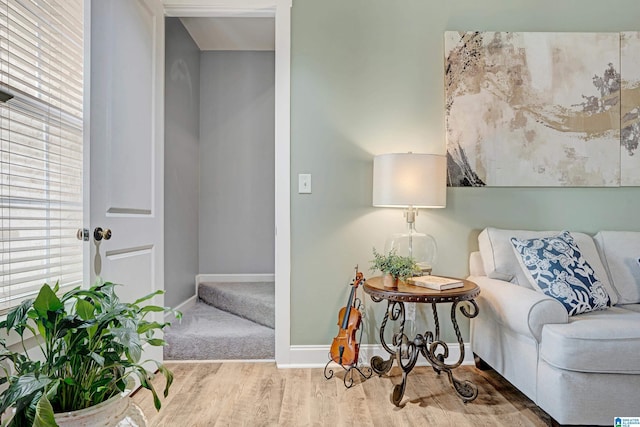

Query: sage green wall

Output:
[290, 0, 640, 345]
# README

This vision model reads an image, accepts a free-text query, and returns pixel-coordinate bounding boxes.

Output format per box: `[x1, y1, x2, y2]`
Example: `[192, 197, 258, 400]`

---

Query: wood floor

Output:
[132, 362, 553, 426]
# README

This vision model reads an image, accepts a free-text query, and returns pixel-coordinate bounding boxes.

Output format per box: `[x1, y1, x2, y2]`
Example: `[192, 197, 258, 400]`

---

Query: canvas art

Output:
[445, 31, 632, 187]
[621, 32, 640, 186]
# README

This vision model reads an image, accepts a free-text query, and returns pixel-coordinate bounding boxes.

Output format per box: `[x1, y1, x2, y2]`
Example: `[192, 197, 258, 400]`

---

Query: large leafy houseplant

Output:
[0, 281, 179, 426]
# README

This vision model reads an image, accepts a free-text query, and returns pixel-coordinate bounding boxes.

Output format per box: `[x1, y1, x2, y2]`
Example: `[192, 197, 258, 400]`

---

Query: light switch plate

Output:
[298, 173, 311, 194]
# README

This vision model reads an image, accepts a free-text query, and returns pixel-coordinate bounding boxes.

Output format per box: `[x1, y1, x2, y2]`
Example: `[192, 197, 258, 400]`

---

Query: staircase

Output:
[164, 281, 275, 360]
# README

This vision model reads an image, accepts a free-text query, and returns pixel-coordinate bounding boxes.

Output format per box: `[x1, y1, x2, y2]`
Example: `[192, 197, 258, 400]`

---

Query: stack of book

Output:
[409, 275, 464, 291]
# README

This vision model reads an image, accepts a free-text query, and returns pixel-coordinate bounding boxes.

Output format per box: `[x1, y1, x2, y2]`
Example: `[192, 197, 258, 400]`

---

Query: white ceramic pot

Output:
[54, 390, 147, 427]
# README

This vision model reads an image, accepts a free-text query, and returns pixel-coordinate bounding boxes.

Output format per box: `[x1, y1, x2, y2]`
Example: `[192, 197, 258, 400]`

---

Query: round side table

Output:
[363, 276, 480, 406]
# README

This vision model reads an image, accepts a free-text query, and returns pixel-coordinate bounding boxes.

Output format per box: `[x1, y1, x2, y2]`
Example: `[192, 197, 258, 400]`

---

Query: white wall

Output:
[164, 17, 201, 308]
[199, 51, 275, 274]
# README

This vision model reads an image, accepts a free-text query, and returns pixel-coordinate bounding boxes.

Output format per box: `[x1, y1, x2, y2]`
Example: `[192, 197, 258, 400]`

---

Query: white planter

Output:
[54, 390, 147, 427]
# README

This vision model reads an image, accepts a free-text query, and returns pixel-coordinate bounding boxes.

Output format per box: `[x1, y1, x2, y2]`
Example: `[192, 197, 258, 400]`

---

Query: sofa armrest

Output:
[469, 275, 568, 342]
[469, 251, 486, 276]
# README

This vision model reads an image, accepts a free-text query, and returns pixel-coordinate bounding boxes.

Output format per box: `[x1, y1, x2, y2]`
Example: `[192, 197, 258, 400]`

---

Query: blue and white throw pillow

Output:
[510, 231, 611, 316]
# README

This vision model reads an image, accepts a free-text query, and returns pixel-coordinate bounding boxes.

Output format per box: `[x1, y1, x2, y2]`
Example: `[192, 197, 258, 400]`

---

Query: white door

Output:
[89, 0, 165, 363]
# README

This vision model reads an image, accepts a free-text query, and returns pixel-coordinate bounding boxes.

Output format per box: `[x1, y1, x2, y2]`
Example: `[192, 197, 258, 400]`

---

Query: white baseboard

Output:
[279, 343, 474, 369]
[166, 359, 275, 364]
[165, 295, 197, 322]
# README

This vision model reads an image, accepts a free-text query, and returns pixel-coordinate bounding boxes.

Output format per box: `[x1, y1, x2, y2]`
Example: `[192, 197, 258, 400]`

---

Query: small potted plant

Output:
[0, 281, 180, 426]
[371, 248, 419, 288]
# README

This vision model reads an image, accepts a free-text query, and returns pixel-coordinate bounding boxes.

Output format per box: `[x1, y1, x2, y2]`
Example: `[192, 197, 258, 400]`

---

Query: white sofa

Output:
[469, 227, 640, 426]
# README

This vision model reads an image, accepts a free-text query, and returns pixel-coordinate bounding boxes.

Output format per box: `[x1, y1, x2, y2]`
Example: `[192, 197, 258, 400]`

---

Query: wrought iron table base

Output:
[370, 298, 479, 406]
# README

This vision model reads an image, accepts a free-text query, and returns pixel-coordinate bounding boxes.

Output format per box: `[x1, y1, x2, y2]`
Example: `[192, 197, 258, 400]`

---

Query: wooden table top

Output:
[363, 276, 480, 303]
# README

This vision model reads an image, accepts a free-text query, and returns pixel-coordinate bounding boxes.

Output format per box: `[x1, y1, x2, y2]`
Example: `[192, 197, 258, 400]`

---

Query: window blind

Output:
[0, 0, 83, 313]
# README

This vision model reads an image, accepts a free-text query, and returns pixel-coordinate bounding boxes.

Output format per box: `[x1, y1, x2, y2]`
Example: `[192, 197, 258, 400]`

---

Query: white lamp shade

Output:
[372, 153, 447, 208]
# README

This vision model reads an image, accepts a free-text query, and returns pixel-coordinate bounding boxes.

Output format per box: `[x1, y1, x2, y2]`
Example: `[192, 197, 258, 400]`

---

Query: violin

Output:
[330, 266, 365, 367]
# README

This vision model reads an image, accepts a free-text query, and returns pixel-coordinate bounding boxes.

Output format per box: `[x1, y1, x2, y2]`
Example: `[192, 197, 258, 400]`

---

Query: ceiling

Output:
[180, 17, 275, 51]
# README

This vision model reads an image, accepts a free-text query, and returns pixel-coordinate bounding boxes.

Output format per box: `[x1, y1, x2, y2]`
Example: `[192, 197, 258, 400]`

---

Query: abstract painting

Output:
[445, 31, 623, 187]
[621, 32, 640, 186]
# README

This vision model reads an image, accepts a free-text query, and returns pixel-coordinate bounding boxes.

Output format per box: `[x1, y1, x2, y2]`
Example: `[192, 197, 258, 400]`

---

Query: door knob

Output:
[93, 227, 112, 241]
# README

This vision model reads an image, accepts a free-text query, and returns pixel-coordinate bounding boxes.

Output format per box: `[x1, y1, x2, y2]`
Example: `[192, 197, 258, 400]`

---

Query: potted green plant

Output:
[0, 281, 180, 427]
[371, 248, 419, 288]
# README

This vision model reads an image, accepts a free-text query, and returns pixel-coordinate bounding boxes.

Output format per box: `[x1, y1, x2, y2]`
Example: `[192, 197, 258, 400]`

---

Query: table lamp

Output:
[372, 153, 447, 273]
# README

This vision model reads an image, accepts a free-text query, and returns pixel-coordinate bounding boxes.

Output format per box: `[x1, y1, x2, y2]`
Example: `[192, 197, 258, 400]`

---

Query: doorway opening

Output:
[163, 15, 276, 360]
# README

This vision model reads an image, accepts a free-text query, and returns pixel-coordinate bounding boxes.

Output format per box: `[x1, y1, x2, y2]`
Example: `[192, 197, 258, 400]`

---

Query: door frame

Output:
[164, 0, 292, 366]
[83, 0, 92, 287]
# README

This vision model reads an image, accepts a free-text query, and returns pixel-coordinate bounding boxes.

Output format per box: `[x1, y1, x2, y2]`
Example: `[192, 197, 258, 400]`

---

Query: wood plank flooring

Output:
[132, 362, 553, 426]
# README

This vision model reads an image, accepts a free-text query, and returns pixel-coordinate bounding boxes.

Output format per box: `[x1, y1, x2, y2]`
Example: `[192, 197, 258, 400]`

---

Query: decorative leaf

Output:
[45, 380, 59, 401]
[75, 299, 95, 321]
[33, 285, 63, 318]
[87, 324, 99, 340]
[89, 352, 105, 367]
[127, 340, 142, 363]
[62, 377, 77, 386]
[18, 391, 41, 427]
[156, 364, 174, 399]
[54, 316, 87, 340]
[0, 374, 50, 415]
[136, 367, 161, 411]
[32, 394, 58, 427]
[36, 321, 47, 341]
[138, 306, 166, 313]
[5, 299, 33, 336]
[132, 290, 164, 306]
[136, 322, 165, 334]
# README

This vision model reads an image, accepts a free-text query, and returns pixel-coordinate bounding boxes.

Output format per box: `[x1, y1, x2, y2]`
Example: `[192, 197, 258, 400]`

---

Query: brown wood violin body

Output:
[330, 268, 364, 367]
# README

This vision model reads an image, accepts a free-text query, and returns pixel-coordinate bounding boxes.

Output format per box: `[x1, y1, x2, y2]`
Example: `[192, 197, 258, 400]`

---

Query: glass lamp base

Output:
[384, 230, 437, 274]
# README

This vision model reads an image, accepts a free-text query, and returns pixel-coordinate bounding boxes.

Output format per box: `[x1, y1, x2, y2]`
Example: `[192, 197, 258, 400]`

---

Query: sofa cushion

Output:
[540, 306, 640, 374]
[594, 231, 640, 304]
[477, 228, 618, 305]
[511, 231, 611, 316]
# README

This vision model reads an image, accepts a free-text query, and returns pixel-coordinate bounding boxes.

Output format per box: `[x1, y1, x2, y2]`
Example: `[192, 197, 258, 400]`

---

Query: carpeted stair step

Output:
[164, 302, 274, 360]
[198, 281, 275, 329]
